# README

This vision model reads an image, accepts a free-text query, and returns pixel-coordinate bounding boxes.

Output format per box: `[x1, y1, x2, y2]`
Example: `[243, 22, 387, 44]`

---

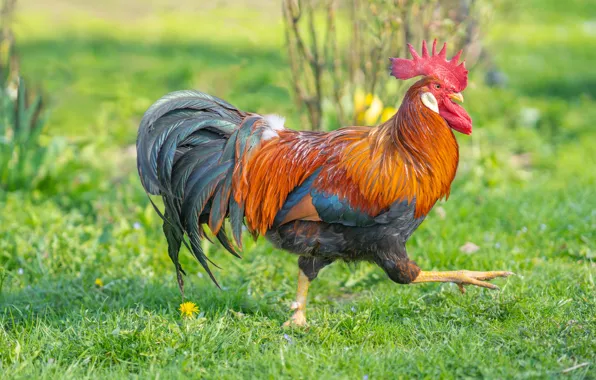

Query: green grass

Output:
[1, 0, 595, 378]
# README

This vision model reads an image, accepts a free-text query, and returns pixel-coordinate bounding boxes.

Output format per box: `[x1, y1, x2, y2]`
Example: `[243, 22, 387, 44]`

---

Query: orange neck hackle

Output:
[379, 78, 460, 216]
[336, 77, 460, 218]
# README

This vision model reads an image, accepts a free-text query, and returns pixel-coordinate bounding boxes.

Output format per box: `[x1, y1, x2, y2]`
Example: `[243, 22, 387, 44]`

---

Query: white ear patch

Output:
[421, 92, 439, 114]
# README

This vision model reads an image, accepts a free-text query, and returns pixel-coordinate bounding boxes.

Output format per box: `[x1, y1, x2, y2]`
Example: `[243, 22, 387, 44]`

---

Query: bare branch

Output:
[282, 0, 490, 129]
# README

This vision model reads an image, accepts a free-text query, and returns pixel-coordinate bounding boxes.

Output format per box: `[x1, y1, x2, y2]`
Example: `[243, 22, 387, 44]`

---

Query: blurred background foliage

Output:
[0, 0, 594, 377]
[0, 0, 591, 205]
[282, 0, 501, 130]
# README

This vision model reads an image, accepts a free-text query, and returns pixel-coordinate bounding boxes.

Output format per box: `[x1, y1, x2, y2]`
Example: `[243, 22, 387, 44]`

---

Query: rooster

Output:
[137, 40, 513, 326]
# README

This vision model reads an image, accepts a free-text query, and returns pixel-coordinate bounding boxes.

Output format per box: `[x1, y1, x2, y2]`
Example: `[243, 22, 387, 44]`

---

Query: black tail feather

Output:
[137, 90, 254, 290]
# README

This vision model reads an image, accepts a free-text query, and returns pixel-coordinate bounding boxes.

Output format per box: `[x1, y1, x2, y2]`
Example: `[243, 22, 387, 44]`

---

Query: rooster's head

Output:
[389, 40, 472, 135]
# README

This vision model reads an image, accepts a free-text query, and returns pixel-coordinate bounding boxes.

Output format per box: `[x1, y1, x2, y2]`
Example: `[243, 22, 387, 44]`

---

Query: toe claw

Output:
[457, 283, 466, 294]
[464, 275, 501, 290]
[283, 310, 307, 327]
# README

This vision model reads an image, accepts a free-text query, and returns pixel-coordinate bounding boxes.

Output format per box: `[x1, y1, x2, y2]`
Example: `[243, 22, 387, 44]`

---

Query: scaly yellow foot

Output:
[412, 270, 514, 293]
[283, 301, 307, 327]
[283, 270, 310, 327]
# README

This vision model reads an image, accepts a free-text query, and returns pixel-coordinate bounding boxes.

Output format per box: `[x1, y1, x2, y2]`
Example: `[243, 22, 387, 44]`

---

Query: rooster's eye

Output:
[434, 84, 441, 89]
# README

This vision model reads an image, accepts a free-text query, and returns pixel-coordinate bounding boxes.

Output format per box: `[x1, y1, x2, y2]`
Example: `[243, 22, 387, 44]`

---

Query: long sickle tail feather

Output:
[137, 90, 266, 291]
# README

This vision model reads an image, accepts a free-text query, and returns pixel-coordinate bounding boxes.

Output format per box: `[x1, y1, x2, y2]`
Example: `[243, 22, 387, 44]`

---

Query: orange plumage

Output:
[235, 77, 459, 235]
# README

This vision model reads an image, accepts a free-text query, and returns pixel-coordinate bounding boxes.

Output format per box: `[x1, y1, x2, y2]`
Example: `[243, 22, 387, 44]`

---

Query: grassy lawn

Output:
[1, 0, 594, 378]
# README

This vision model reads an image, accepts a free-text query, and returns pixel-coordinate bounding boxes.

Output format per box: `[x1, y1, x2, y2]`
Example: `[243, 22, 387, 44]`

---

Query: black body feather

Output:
[266, 199, 425, 284]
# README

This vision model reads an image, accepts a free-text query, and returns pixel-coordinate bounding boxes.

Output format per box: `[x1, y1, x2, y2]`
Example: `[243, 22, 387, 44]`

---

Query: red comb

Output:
[390, 40, 468, 92]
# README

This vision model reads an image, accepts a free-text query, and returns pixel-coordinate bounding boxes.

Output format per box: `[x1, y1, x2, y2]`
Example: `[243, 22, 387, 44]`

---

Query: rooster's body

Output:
[137, 41, 512, 326]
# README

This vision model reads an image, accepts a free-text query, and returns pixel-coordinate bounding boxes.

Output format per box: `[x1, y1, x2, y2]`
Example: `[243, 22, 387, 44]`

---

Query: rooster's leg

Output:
[412, 270, 514, 293]
[283, 256, 333, 327]
[283, 269, 310, 327]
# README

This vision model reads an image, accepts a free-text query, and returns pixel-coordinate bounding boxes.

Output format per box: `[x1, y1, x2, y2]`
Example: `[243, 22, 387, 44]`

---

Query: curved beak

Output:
[449, 92, 464, 103]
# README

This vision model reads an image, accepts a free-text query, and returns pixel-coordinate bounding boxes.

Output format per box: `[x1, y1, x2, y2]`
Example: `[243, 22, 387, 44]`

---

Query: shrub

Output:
[282, 0, 501, 131]
[0, 2, 69, 193]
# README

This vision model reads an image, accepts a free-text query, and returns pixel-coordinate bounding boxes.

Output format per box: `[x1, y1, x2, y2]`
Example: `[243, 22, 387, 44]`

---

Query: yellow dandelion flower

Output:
[353, 88, 367, 114]
[363, 95, 384, 125]
[94, 278, 104, 287]
[380, 106, 397, 122]
[355, 90, 384, 125]
[364, 93, 374, 106]
[179, 301, 199, 318]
